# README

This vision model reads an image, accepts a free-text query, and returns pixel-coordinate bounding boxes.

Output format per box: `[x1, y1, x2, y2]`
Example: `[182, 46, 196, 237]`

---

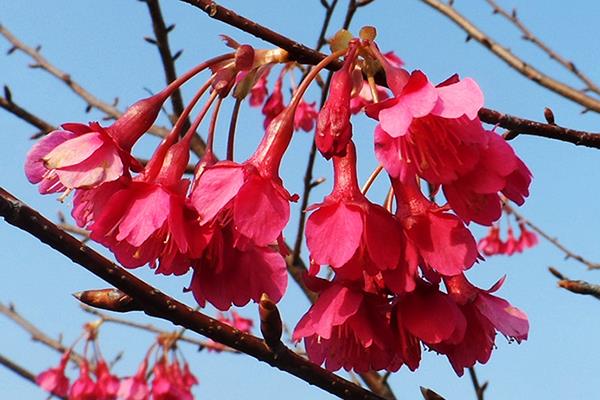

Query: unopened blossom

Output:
[315, 46, 357, 159]
[478, 225, 504, 256]
[306, 142, 403, 277]
[118, 359, 150, 400]
[25, 92, 167, 193]
[36, 350, 70, 397]
[434, 274, 529, 376]
[293, 99, 319, 132]
[69, 360, 98, 400]
[293, 278, 394, 372]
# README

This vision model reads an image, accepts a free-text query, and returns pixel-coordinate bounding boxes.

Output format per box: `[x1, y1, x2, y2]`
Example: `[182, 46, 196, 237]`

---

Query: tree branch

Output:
[416, 0, 600, 113]
[468, 366, 488, 400]
[548, 267, 600, 301]
[484, 0, 600, 96]
[0, 187, 386, 400]
[0, 87, 54, 135]
[0, 353, 67, 399]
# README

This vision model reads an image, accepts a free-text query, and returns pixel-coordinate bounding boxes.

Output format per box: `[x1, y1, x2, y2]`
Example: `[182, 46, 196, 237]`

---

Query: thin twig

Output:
[503, 203, 600, 270]
[417, 0, 600, 113]
[0, 353, 68, 400]
[0, 187, 386, 400]
[80, 305, 237, 352]
[0, 302, 84, 365]
[0, 90, 54, 134]
[548, 267, 600, 301]
[468, 366, 488, 400]
[484, 0, 600, 96]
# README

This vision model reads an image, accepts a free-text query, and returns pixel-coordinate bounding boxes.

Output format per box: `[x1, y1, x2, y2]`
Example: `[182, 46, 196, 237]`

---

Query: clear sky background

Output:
[1, 1, 600, 399]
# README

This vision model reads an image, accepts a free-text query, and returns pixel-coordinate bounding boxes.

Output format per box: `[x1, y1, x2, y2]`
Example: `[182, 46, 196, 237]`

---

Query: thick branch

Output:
[484, 0, 600, 96]
[417, 0, 600, 113]
[0, 187, 385, 400]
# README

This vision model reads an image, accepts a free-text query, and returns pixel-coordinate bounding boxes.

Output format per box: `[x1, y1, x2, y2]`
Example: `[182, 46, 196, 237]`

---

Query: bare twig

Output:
[504, 203, 600, 270]
[0, 89, 54, 134]
[548, 267, 600, 301]
[0, 353, 68, 400]
[80, 305, 237, 352]
[485, 0, 600, 96]
[0, 302, 84, 364]
[416, 0, 600, 113]
[0, 187, 386, 400]
[468, 366, 488, 400]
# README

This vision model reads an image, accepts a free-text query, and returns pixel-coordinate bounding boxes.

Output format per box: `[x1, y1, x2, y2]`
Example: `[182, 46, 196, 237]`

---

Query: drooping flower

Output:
[433, 274, 529, 376]
[249, 70, 269, 107]
[25, 92, 168, 194]
[95, 358, 120, 400]
[293, 100, 319, 132]
[69, 360, 98, 400]
[349, 81, 389, 114]
[500, 227, 518, 256]
[151, 357, 193, 400]
[305, 141, 403, 278]
[118, 358, 150, 400]
[517, 221, 538, 251]
[261, 73, 285, 128]
[36, 350, 71, 397]
[293, 278, 394, 372]
[478, 225, 504, 256]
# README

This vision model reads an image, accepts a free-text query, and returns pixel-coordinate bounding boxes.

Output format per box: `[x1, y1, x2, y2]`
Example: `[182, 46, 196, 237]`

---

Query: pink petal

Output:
[374, 125, 407, 178]
[476, 293, 529, 341]
[233, 175, 289, 246]
[400, 70, 438, 118]
[364, 204, 402, 269]
[43, 131, 105, 169]
[433, 77, 484, 119]
[25, 130, 75, 183]
[54, 142, 123, 188]
[305, 202, 363, 268]
[293, 284, 362, 341]
[192, 163, 244, 224]
[378, 102, 413, 138]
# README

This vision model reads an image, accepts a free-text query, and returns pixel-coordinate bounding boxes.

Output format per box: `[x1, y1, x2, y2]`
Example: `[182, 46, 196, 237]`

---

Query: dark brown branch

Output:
[178, 0, 600, 149]
[548, 267, 600, 301]
[0, 302, 85, 365]
[468, 366, 488, 400]
[144, 0, 207, 157]
[504, 203, 600, 269]
[417, 0, 600, 113]
[0, 187, 385, 400]
[485, 0, 600, 96]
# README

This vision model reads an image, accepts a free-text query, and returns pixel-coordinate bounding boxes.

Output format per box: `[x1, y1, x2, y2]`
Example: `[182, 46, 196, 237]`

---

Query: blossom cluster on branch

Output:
[25, 27, 530, 376]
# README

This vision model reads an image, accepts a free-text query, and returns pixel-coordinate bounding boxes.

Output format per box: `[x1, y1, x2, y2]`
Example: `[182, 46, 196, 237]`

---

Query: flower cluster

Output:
[36, 324, 199, 399]
[26, 29, 531, 375]
[479, 220, 538, 256]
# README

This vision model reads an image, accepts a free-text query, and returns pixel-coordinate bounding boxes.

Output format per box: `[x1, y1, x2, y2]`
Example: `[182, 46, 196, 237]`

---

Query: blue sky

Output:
[1, 1, 600, 399]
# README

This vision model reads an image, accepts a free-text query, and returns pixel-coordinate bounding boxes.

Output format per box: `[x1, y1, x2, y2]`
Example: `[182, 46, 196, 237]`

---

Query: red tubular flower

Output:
[315, 47, 357, 159]
[151, 358, 193, 400]
[249, 70, 269, 107]
[294, 100, 319, 132]
[25, 92, 168, 193]
[86, 134, 208, 275]
[434, 274, 529, 376]
[517, 222, 538, 251]
[501, 227, 518, 255]
[261, 73, 285, 128]
[95, 358, 120, 400]
[293, 278, 394, 372]
[69, 360, 98, 400]
[305, 142, 403, 277]
[36, 350, 71, 397]
[118, 358, 150, 400]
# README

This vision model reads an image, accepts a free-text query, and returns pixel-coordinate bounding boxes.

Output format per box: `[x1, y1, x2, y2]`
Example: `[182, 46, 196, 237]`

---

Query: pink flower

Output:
[389, 280, 466, 371]
[249, 70, 269, 107]
[315, 48, 357, 159]
[36, 350, 70, 397]
[293, 279, 394, 372]
[151, 358, 193, 400]
[25, 93, 167, 193]
[118, 359, 149, 400]
[293, 100, 318, 132]
[69, 360, 98, 400]
[306, 142, 403, 277]
[391, 171, 479, 279]
[95, 359, 120, 400]
[262, 74, 285, 128]
[517, 222, 538, 250]
[88, 135, 207, 275]
[500, 227, 518, 256]
[434, 274, 529, 376]
[478, 225, 504, 256]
